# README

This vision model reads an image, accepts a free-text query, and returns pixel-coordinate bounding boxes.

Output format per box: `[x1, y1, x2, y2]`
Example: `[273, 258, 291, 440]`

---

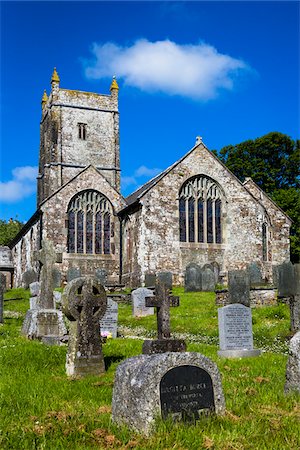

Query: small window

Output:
[78, 123, 87, 140]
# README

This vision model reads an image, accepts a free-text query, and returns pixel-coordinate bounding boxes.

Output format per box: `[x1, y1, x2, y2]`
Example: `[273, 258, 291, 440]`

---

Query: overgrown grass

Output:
[0, 288, 299, 449]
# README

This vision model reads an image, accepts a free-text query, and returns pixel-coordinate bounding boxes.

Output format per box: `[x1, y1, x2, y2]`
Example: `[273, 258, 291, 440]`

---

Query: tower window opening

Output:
[78, 123, 87, 140]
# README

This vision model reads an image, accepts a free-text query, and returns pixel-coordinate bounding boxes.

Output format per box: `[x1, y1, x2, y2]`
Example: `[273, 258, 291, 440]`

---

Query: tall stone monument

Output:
[21, 239, 66, 344]
[62, 277, 107, 377]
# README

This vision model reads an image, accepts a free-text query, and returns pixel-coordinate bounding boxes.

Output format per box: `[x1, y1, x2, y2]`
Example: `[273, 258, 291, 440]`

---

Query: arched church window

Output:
[179, 175, 223, 244]
[67, 190, 113, 254]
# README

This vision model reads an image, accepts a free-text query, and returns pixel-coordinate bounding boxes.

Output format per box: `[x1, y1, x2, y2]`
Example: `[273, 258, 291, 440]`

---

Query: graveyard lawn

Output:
[0, 288, 299, 450]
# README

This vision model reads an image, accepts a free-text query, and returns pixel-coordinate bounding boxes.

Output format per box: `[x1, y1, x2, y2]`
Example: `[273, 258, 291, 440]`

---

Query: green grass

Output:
[0, 288, 299, 449]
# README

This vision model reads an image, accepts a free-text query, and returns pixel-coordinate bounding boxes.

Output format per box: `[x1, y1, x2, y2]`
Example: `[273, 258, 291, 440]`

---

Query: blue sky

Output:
[1, 1, 299, 222]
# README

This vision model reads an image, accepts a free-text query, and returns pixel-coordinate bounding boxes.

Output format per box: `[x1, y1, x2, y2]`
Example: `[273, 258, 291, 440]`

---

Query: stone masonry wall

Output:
[12, 221, 40, 287]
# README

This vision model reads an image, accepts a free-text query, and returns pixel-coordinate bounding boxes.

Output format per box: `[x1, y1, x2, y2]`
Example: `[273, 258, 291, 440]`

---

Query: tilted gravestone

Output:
[184, 263, 201, 292]
[67, 267, 81, 282]
[228, 270, 250, 307]
[100, 297, 118, 338]
[201, 264, 216, 292]
[218, 304, 261, 358]
[62, 277, 107, 377]
[285, 331, 300, 394]
[21, 239, 66, 344]
[145, 272, 156, 288]
[142, 277, 186, 354]
[22, 269, 38, 289]
[248, 262, 263, 287]
[95, 268, 108, 285]
[132, 287, 154, 317]
[112, 352, 225, 435]
[0, 273, 5, 323]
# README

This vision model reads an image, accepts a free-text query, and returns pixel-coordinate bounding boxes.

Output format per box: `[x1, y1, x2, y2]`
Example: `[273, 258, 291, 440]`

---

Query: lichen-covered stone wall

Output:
[12, 221, 40, 287]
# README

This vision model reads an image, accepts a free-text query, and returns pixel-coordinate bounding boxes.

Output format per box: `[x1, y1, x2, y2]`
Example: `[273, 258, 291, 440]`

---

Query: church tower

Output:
[37, 68, 120, 205]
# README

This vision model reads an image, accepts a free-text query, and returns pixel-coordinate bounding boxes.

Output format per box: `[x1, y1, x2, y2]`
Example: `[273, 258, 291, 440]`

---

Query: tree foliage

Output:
[0, 218, 23, 246]
[217, 132, 300, 262]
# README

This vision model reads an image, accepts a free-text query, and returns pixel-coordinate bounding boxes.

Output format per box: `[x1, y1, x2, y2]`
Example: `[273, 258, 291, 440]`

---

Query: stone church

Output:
[9, 69, 291, 288]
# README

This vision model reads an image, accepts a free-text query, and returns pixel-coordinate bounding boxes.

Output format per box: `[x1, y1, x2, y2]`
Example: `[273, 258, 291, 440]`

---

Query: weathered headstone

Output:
[29, 281, 40, 310]
[132, 287, 155, 317]
[218, 304, 261, 358]
[201, 264, 215, 292]
[211, 261, 220, 284]
[112, 352, 225, 435]
[22, 269, 38, 289]
[284, 331, 300, 394]
[278, 262, 300, 332]
[100, 297, 118, 338]
[0, 273, 5, 323]
[248, 262, 263, 287]
[157, 271, 173, 290]
[67, 267, 81, 282]
[95, 268, 108, 285]
[22, 239, 66, 344]
[272, 265, 279, 288]
[52, 268, 61, 288]
[228, 270, 250, 306]
[142, 278, 186, 354]
[184, 263, 201, 292]
[62, 277, 107, 377]
[145, 272, 156, 288]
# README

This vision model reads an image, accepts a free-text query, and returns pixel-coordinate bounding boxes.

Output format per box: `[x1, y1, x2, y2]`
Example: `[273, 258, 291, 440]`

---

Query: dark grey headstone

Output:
[52, 268, 61, 288]
[184, 263, 201, 292]
[22, 269, 38, 289]
[248, 262, 263, 287]
[278, 262, 295, 297]
[272, 265, 279, 288]
[67, 267, 81, 282]
[157, 272, 172, 290]
[95, 268, 108, 285]
[144, 273, 156, 287]
[218, 303, 261, 358]
[228, 270, 250, 306]
[294, 264, 300, 295]
[201, 265, 215, 292]
[100, 297, 118, 338]
[0, 273, 5, 323]
[211, 262, 220, 283]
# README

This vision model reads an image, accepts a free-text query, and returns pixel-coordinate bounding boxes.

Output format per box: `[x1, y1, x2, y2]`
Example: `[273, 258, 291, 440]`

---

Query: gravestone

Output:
[142, 277, 186, 354]
[145, 272, 156, 288]
[228, 270, 250, 306]
[29, 281, 40, 310]
[62, 277, 107, 377]
[95, 268, 108, 285]
[132, 287, 154, 317]
[0, 273, 5, 323]
[21, 239, 66, 344]
[272, 265, 279, 288]
[53, 291, 62, 306]
[100, 297, 118, 338]
[248, 262, 263, 287]
[157, 271, 172, 290]
[22, 269, 38, 289]
[211, 262, 220, 284]
[201, 264, 215, 292]
[284, 331, 300, 394]
[218, 304, 261, 358]
[52, 268, 61, 288]
[67, 267, 81, 282]
[278, 262, 300, 332]
[184, 263, 201, 292]
[112, 352, 225, 435]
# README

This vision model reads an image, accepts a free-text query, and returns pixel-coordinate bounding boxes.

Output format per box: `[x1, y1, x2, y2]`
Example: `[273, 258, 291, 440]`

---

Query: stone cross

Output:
[34, 239, 62, 309]
[146, 279, 179, 339]
[62, 277, 107, 377]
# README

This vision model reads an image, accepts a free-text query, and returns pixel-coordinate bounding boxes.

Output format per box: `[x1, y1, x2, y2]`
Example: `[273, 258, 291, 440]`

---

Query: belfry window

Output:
[78, 123, 87, 140]
[67, 190, 113, 254]
[179, 175, 223, 244]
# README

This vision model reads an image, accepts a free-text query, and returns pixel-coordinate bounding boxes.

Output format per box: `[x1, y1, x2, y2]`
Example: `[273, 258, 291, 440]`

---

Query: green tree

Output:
[217, 132, 300, 262]
[0, 218, 23, 246]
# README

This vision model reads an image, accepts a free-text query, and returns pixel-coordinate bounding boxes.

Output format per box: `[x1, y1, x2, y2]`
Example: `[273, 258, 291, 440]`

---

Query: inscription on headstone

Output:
[185, 263, 201, 292]
[218, 304, 261, 358]
[100, 297, 118, 338]
[160, 365, 215, 420]
[228, 270, 250, 306]
[132, 287, 154, 317]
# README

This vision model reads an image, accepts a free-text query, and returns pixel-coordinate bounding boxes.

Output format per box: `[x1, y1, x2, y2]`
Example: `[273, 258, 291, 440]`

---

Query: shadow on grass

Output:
[104, 354, 125, 370]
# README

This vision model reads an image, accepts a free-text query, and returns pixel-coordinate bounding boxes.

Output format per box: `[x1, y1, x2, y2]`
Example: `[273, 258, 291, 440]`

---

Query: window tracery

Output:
[67, 190, 113, 254]
[179, 176, 223, 244]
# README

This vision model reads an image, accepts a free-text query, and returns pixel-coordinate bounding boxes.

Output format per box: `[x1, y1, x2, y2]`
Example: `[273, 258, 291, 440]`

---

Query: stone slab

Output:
[201, 264, 215, 292]
[29, 282, 40, 297]
[184, 263, 201, 292]
[100, 297, 118, 338]
[278, 262, 295, 297]
[22, 270, 38, 289]
[132, 287, 154, 317]
[52, 268, 62, 288]
[248, 262, 263, 287]
[157, 272, 172, 290]
[112, 352, 225, 435]
[144, 273, 156, 288]
[67, 267, 81, 282]
[285, 331, 300, 394]
[95, 268, 108, 285]
[142, 339, 187, 354]
[21, 309, 67, 344]
[228, 270, 250, 306]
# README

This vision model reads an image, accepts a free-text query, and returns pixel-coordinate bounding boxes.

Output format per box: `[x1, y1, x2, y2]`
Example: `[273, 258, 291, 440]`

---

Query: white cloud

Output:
[84, 39, 250, 100]
[121, 165, 162, 191]
[0, 166, 38, 202]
